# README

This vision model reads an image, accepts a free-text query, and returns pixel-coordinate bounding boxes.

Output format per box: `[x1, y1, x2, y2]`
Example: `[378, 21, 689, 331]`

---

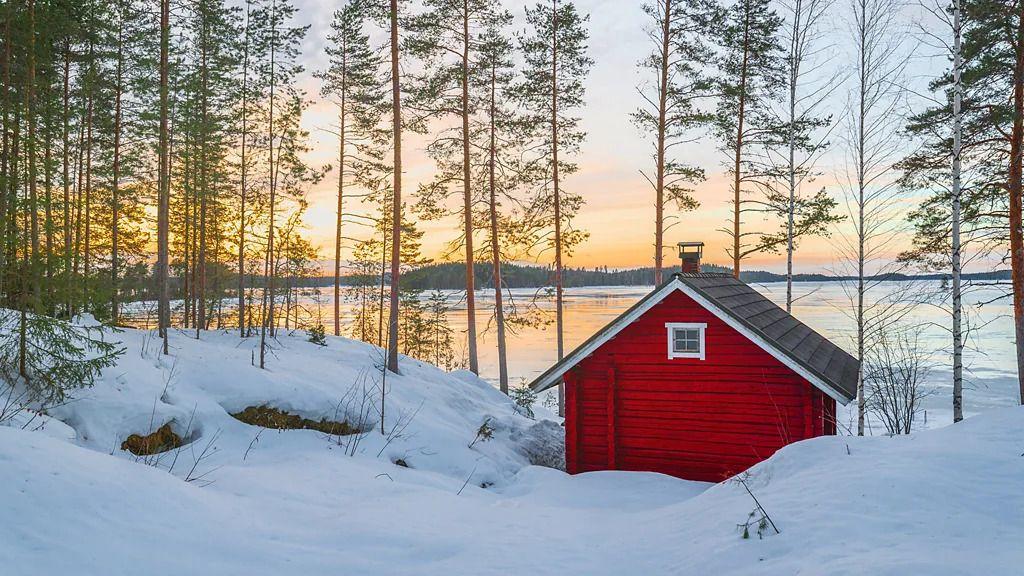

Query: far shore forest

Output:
[0, 0, 1023, 434]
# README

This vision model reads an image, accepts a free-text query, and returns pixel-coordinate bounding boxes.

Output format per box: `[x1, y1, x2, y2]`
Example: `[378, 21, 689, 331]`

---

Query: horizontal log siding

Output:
[570, 289, 833, 482]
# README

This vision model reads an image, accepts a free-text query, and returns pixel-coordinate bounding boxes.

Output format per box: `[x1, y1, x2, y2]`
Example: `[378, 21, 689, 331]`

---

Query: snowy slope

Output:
[38, 324, 561, 488]
[2, 324, 1023, 575]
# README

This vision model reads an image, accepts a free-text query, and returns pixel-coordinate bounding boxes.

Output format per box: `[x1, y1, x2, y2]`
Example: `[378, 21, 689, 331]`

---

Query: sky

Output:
[285, 0, 943, 273]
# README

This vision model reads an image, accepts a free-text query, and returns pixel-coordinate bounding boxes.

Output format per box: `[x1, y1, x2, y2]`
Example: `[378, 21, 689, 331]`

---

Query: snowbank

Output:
[1, 324, 1022, 574]
[35, 326, 560, 488]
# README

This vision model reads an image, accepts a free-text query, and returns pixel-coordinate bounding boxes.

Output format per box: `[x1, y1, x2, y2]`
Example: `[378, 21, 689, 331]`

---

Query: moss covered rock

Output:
[231, 405, 357, 436]
[121, 423, 183, 456]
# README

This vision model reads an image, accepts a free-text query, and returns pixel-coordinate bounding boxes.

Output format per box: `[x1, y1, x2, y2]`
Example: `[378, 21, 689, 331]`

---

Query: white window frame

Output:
[665, 322, 707, 360]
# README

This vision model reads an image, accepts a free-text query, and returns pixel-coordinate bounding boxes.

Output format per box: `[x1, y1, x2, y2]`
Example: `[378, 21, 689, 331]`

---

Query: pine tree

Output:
[406, 0, 509, 376]
[317, 0, 390, 338]
[173, 0, 240, 336]
[476, 20, 520, 394]
[517, 0, 592, 415]
[234, 0, 264, 337]
[0, 0, 125, 402]
[385, 0, 403, 374]
[1004, 1, 1024, 407]
[634, 0, 718, 284]
[712, 0, 785, 277]
[255, 0, 313, 368]
[157, 0, 171, 354]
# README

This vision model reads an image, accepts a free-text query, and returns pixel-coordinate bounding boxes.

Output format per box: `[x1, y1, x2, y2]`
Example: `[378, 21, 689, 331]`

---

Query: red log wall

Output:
[564, 289, 836, 482]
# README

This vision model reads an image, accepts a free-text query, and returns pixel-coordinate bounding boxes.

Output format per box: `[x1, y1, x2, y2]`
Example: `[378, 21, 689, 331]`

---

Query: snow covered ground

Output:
[2, 324, 1022, 574]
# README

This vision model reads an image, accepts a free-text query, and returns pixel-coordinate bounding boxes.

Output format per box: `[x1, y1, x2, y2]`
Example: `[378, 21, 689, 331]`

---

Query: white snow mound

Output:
[1, 324, 1022, 575]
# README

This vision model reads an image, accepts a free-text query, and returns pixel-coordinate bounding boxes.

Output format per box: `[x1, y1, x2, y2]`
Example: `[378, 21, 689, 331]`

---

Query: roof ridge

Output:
[673, 271, 733, 278]
[529, 275, 858, 404]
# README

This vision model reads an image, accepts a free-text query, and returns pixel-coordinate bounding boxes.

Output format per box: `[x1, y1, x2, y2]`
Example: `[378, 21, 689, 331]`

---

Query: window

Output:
[665, 322, 706, 360]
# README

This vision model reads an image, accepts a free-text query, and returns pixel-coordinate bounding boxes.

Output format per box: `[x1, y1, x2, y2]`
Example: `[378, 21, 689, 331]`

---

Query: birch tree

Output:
[950, 0, 964, 421]
[773, 0, 843, 310]
[839, 0, 908, 435]
[898, 0, 1024, 420]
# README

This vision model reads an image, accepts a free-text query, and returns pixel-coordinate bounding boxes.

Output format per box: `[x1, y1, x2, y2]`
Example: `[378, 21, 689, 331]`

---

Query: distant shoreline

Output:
[292, 262, 1012, 291]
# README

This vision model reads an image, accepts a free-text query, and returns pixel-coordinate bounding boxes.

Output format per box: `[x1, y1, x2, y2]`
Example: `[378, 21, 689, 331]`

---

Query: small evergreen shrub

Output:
[0, 311, 123, 403]
[308, 324, 327, 346]
[510, 384, 537, 419]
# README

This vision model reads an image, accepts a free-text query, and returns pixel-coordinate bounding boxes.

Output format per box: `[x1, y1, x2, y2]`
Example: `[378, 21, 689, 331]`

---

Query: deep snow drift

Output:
[1, 324, 1022, 575]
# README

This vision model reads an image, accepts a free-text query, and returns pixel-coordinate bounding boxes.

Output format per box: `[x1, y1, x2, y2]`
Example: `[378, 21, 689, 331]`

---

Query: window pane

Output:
[672, 327, 702, 354]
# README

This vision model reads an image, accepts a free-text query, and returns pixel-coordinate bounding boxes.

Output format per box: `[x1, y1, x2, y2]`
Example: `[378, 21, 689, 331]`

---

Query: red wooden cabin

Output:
[530, 243, 858, 482]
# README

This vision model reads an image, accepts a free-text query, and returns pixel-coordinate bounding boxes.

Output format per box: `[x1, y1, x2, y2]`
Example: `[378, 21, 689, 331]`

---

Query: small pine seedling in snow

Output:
[510, 384, 536, 419]
[308, 324, 327, 347]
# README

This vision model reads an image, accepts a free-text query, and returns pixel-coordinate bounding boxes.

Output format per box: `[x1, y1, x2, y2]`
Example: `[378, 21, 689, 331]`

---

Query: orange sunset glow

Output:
[288, 0, 930, 274]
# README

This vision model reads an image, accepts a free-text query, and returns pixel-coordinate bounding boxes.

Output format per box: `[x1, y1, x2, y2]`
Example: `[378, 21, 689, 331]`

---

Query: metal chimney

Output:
[678, 242, 703, 274]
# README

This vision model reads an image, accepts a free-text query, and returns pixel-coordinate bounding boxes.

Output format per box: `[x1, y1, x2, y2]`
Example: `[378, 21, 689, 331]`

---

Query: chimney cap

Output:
[678, 241, 704, 257]
[678, 241, 703, 273]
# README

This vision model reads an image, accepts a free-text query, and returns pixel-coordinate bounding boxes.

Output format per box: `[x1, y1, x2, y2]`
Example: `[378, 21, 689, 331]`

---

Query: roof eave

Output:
[529, 278, 857, 405]
[529, 278, 684, 393]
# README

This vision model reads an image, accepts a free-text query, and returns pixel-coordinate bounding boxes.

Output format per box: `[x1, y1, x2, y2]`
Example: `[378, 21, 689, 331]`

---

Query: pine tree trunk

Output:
[238, 3, 252, 338]
[73, 99, 84, 291]
[386, 0, 402, 374]
[1009, 1, 1024, 406]
[551, 0, 565, 416]
[654, 0, 671, 285]
[111, 17, 124, 325]
[197, 17, 210, 337]
[26, 0, 40, 312]
[43, 85, 53, 309]
[488, 62, 509, 394]
[461, 0, 479, 374]
[83, 50, 94, 311]
[259, 0, 279, 369]
[182, 142, 192, 329]
[158, 0, 171, 353]
[334, 47, 347, 337]
[62, 44, 71, 317]
[733, 9, 751, 279]
[0, 3, 10, 302]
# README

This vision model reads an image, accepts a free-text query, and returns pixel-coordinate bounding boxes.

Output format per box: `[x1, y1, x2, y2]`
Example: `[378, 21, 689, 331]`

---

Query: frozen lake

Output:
[445, 280, 1020, 432]
[126, 279, 1021, 433]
